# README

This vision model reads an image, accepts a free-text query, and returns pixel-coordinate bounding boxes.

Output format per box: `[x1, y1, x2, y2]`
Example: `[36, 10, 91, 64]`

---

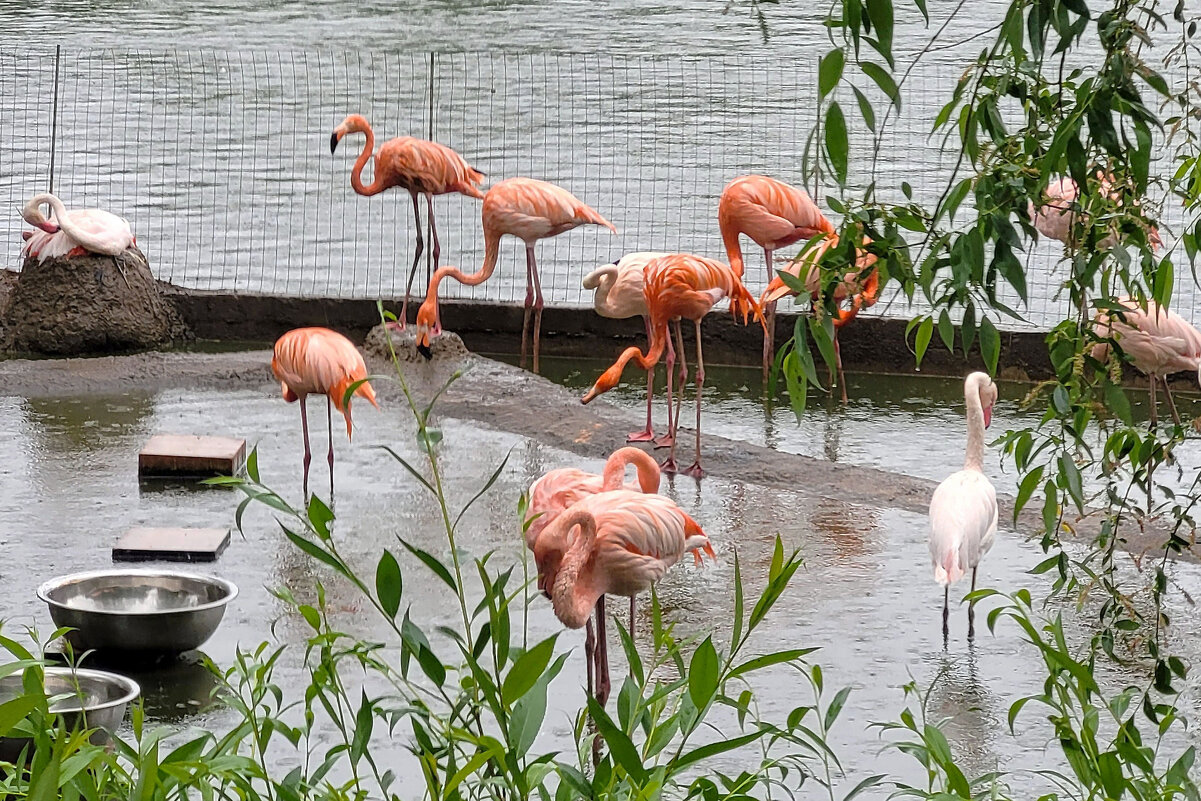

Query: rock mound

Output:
[2, 248, 190, 355]
[363, 324, 469, 364]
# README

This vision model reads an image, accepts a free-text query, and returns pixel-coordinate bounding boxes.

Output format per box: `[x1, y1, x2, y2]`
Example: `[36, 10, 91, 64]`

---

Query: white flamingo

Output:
[928, 371, 998, 640]
[20, 193, 135, 263]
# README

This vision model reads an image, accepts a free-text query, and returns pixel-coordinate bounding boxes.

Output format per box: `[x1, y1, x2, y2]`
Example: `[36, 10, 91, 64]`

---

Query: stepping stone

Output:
[112, 527, 231, 563]
[138, 435, 246, 479]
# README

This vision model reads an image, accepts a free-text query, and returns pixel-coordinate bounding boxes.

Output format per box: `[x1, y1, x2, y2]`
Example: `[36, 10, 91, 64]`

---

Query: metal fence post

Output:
[48, 44, 61, 194]
[426, 51, 436, 284]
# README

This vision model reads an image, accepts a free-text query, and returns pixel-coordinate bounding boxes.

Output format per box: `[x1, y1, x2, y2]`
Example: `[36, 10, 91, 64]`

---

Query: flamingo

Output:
[928, 371, 998, 641]
[330, 114, 485, 328]
[719, 175, 836, 379]
[415, 177, 616, 371]
[546, 489, 713, 706]
[271, 327, 379, 498]
[525, 446, 663, 636]
[1090, 298, 1201, 429]
[582, 253, 764, 478]
[19, 193, 134, 263]
[760, 233, 881, 402]
[583, 252, 687, 444]
[1029, 174, 1161, 251]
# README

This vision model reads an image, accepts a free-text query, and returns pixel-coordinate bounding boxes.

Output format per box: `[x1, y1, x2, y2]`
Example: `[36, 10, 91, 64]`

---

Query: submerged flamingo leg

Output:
[967, 567, 978, 640]
[682, 320, 707, 479]
[660, 330, 680, 473]
[300, 397, 312, 499]
[395, 190, 425, 332]
[531, 250, 545, 374]
[326, 396, 335, 500]
[942, 585, 950, 645]
[628, 318, 656, 442]
[520, 247, 534, 369]
[763, 247, 776, 381]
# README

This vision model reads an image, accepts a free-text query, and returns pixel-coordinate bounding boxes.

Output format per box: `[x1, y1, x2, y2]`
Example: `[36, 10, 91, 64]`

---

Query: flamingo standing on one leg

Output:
[582, 253, 764, 478]
[760, 233, 881, 402]
[719, 175, 836, 380]
[928, 371, 998, 642]
[330, 114, 485, 328]
[583, 252, 688, 444]
[20, 193, 134, 262]
[546, 489, 713, 707]
[415, 177, 615, 371]
[272, 327, 379, 498]
[1029, 174, 1162, 252]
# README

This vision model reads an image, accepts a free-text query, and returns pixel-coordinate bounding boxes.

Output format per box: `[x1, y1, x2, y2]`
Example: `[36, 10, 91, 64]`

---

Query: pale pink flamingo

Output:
[1029, 174, 1161, 251]
[928, 371, 997, 641]
[525, 446, 662, 634]
[582, 253, 764, 478]
[330, 114, 485, 328]
[272, 327, 379, 498]
[415, 177, 615, 371]
[20, 193, 134, 262]
[760, 234, 881, 402]
[1090, 298, 1201, 428]
[546, 489, 713, 705]
[584, 252, 687, 444]
[719, 175, 836, 379]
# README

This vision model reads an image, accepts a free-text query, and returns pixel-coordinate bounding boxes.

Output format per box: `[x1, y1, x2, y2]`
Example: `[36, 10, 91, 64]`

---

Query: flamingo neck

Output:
[721, 224, 746, 279]
[591, 267, 619, 314]
[550, 510, 602, 629]
[33, 193, 115, 254]
[425, 227, 502, 298]
[601, 449, 660, 492]
[964, 380, 987, 473]
[349, 124, 387, 197]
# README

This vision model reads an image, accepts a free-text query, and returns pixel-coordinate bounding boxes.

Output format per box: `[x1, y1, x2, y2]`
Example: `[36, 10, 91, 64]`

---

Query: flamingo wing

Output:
[928, 470, 997, 586]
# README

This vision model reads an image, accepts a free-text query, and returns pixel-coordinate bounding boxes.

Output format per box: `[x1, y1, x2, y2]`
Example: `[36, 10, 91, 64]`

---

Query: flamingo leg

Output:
[531, 250, 545, 374]
[628, 317, 657, 442]
[300, 397, 312, 499]
[326, 396, 335, 500]
[673, 319, 687, 427]
[426, 192, 440, 273]
[834, 331, 849, 403]
[661, 330, 679, 473]
[1149, 375, 1158, 431]
[629, 595, 636, 639]
[395, 190, 424, 332]
[763, 247, 776, 381]
[682, 320, 707, 479]
[521, 246, 534, 369]
[585, 617, 596, 703]
[596, 595, 611, 707]
[1162, 377, 1182, 427]
[655, 322, 686, 448]
[967, 567, 978, 639]
[942, 584, 950, 644]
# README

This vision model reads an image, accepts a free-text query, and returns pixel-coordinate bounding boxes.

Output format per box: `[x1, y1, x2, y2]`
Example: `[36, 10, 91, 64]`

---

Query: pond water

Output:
[0, 361, 1197, 792]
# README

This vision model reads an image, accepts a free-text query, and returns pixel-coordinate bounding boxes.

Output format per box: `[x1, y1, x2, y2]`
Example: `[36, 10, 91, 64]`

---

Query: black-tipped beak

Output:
[418, 343, 432, 360]
[330, 132, 340, 154]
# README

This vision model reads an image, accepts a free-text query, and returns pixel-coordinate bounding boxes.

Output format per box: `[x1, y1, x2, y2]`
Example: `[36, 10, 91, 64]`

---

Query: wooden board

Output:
[138, 435, 246, 478]
[112, 527, 231, 563]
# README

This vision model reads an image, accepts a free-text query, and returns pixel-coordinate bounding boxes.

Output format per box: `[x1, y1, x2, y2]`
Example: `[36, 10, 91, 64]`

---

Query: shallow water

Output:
[0, 366, 1198, 792]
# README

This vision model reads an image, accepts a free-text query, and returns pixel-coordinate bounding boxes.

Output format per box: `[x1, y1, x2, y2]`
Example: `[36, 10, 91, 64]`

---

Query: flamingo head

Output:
[414, 298, 438, 360]
[330, 113, 370, 154]
[978, 375, 998, 429]
[581, 363, 624, 405]
[20, 198, 58, 233]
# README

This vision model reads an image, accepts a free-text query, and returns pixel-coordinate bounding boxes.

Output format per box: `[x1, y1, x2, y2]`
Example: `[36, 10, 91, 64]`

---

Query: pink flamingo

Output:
[928, 371, 997, 641]
[582, 253, 764, 478]
[719, 175, 836, 378]
[1029, 174, 1161, 251]
[1091, 298, 1201, 428]
[583, 252, 687, 445]
[20, 193, 134, 262]
[330, 114, 485, 328]
[272, 327, 379, 497]
[546, 489, 713, 705]
[415, 177, 616, 371]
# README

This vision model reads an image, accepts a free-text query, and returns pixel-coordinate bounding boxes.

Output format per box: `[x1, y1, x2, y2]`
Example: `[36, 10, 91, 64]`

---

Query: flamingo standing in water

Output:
[719, 175, 836, 379]
[330, 114, 485, 328]
[584, 252, 687, 444]
[1029, 174, 1161, 251]
[928, 371, 998, 641]
[272, 327, 379, 498]
[760, 233, 881, 402]
[546, 489, 713, 706]
[20, 193, 134, 262]
[582, 253, 763, 478]
[1090, 298, 1201, 428]
[415, 177, 616, 371]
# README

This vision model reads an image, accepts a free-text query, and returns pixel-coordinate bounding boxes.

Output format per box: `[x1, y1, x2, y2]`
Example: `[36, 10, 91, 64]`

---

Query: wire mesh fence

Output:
[0, 47, 1194, 332]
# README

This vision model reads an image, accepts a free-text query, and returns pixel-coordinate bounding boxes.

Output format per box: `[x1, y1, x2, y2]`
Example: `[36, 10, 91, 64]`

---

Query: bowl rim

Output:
[35, 667, 141, 714]
[36, 569, 239, 617]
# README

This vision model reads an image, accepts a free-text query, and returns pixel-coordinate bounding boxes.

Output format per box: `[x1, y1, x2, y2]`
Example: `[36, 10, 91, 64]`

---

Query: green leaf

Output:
[865, 0, 894, 66]
[851, 86, 876, 132]
[502, 634, 558, 704]
[860, 61, 900, 109]
[379, 446, 436, 495]
[585, 697, 647, 782]
[978, 316, 1000, 375]
[283, 526, 345, 575]
[824, 686, 852, 730]
[454, 452, 511, 532]
[399, 538, 458, 593]
[0, 695, 39, 737]
[818, 49, 844, 99]
[913, 316, 934, 370]
[672, 727, 767, 771]
[1015, 466, 1044, 519]
[937, 309, 954, 352]
[687, 637, 720, 711]
[729, 648, 816, 679]
[509, 661, 553, 756]
[1104, 382, 1133, 426]
[731, 549, 745, 651]
[375, 550, 402, 619]
[824, 101, 849, 185]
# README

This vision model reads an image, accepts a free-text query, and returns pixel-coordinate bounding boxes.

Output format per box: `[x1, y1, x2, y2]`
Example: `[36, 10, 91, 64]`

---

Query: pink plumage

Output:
[20, 193, 134, 263]
[1091, 298, 1201, 380]
[1029, 175, 1161, 250]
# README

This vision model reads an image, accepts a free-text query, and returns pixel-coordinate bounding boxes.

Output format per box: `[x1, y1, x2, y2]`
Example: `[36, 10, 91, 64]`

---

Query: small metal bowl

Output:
[37, 570, 238, 654]
[0, 667, 140, 761]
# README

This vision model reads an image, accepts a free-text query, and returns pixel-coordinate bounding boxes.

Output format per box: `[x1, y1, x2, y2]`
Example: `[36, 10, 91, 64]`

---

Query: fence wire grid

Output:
[0, 47, 1195, 332]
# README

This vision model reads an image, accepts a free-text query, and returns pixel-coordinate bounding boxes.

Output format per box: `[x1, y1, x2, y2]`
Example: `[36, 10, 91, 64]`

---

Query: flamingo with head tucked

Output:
[20, 193, 134, 262]
[1029, 174, 1161, 252]
[272, 327, 379, 498]
[415, 177, 616, 371]
[330, 114, 485, 329]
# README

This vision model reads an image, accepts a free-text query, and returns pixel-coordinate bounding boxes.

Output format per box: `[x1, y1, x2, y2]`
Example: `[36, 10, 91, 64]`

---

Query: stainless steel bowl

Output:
[37, 570, 238, 654]
[0, 667, 140, 760]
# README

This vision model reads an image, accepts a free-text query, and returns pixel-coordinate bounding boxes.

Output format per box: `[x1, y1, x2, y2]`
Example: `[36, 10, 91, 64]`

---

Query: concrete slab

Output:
[112, 527, 231, 563]
[138, 434, 246, 478]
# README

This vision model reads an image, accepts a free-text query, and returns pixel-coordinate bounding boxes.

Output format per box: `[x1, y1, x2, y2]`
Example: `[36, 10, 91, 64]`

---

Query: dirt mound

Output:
[362, 323, 469, 364]
[1, 249, 191, 355]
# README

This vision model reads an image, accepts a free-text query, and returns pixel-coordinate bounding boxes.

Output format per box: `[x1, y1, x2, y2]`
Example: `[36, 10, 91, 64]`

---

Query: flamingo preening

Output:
[928, 371, 998, 641]
[582, 253, 764, 478]
[330, 114, 485, 328]
[415, 177, 616, 371]
[20, 193, 134, 263]
[719, 175, 836, 380]
[271, 327, 379, 498]
[1028, 174, 1162, 252]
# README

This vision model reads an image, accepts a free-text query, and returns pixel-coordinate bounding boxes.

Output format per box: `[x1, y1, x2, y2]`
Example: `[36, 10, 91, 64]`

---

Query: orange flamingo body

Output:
[415, 177, 615, 370]
[272, 327, 379, 497]
[331, 114, 484, 327]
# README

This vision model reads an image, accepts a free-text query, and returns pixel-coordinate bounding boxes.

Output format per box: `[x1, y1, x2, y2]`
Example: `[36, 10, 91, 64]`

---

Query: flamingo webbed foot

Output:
[680, 462, 707, 479]
[626, 429, 656, 443]
[652, 434, 674, 449]
[385, 320, 406, 333]
[659, 457, 679, 474]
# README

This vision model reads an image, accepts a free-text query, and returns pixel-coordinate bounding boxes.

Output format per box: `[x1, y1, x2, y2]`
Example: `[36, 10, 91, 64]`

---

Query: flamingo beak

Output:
[330, 131, 342, 154]
[36, 221, 58, 234]
[984, 405, 993, 429]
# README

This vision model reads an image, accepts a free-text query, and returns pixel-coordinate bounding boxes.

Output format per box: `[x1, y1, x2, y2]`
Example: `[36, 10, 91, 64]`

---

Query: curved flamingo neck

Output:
[425, 227, 502, 300]
[721, 223, 746, 279]
[550, 509, 601, 629]
[32, 193, 113, 254]
[964, 378, 987, 472]
[602, 449, 660, 492]
[349, 124, 387, 197]
[591, 267, 619, 313]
